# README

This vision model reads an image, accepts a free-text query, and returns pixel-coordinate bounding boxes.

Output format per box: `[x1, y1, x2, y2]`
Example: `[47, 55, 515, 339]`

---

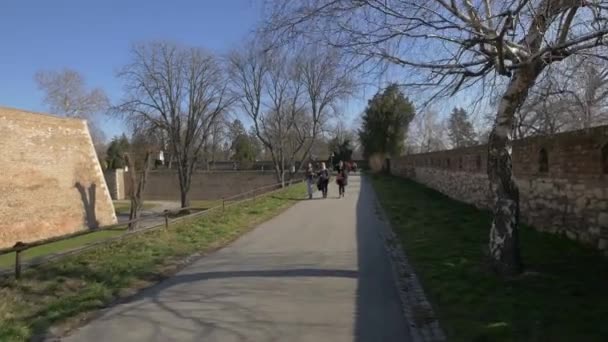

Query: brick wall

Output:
[104, 169, 124, 200]
[0, 107, 116, 248]
[391, 125, 608, 252]
[116, 170, 302, 201]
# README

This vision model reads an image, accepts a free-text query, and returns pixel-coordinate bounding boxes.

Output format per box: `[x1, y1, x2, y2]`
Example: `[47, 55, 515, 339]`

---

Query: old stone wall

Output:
[117, 170, 302, 201]
[104, 169, 125, 200]
[391, 126, 608, 252]
[0, 107, 116, 248]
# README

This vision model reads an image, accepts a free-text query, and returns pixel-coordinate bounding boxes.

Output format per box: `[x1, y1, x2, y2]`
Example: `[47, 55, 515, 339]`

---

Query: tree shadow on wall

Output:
[75, 182, 99, 230]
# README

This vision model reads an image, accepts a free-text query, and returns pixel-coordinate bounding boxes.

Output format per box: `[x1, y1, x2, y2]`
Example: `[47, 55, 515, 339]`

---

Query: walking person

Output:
[317, 162, 330, 199]
[336, 160, 348, 198]
[305, 163, 315, 199]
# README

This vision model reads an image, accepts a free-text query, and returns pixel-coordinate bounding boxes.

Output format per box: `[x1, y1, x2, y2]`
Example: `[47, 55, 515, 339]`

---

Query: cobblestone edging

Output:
[369, 185, 446, 341]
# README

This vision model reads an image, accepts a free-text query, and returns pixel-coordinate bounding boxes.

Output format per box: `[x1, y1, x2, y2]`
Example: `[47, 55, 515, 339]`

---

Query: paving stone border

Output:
[367, 177, 446, 342]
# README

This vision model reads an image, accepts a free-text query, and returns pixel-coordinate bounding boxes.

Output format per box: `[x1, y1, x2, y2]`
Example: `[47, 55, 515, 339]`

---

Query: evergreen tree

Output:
[228, 120, 259, 169]
[328, 136, 354, 167]
[447, 107, 478, 148]
[227, 119, 247, 144]
[105, 134, 130, 169]
[358, 84, 416, 159]
[231, 134, 258, 169]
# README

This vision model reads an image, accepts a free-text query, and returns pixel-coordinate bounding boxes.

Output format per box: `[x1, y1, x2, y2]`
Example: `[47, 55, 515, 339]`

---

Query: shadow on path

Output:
[57, 175, 411, 341]
[137, 268, 358, 293]
[70, 268, 360, 341]
[354, 176, 410, 341]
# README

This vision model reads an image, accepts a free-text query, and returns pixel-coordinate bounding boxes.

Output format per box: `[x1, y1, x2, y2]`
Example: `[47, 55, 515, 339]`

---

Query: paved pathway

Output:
[62, 176, 411, 342]
[116, 200, 182, 229]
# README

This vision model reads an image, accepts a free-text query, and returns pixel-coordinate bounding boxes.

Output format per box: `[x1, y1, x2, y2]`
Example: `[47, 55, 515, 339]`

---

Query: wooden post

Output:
[13, 242, 25, 279]
[222, 197, 225, 213]
[164, 210, 169, 230]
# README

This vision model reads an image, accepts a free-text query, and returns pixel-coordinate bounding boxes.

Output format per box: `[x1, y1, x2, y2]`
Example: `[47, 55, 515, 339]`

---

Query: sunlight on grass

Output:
[0, 229, 125, 268]
[0, 184, 305, 341]
[370, 174, 608, 342]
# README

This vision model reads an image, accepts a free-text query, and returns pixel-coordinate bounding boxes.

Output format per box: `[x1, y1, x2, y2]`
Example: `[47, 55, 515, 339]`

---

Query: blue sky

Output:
[0, 0, 482, 141]
[0, 0, 266, 138]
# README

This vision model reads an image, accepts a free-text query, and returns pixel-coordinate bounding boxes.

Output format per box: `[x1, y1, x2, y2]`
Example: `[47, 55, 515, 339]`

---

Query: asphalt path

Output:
[62, 175, 411, 342]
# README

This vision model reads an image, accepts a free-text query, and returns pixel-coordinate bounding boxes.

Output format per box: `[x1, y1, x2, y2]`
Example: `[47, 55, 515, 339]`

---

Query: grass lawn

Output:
[0, 200, 163, 269]
[0, 229, 125, 269]
[0, 183, 305, 341]
[112, 201, 157, 215]
[190, 199, 223, 209]
[370, 174, 608, 342]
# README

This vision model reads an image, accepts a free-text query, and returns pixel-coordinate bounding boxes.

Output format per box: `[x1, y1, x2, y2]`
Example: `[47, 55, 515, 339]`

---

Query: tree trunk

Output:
[272, 164, 286, 188]
[126, 165, 141, 231]
[487, 64, 543, 276]
[177, 160, 191, 209]
[125, 151, 152, 231]
[178, 172, 191, 209]
[180, 189, 190, 209]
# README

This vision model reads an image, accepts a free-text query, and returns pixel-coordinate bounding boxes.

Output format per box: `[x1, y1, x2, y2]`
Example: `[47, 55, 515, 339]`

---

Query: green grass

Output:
[370, 174, 608, 342]
[112, 201, 157, 215]
[0, 201, 161, 268]
[0, 199, 260, 269]
[0, 229, 125, 269]
[0, 184, 305, 342]
[190, 199, 223, 209]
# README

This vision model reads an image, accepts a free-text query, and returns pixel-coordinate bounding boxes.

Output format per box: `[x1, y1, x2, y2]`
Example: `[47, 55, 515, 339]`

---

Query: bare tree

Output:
[229, 38, 353, 184]
[515, 55, 608, 138]
[406, 109, 450, 153]
[262, 50, 308, 185]
[200, 118, 229, 169]
[115, 42, 232, 208]
[266, 0, 608, 275]
[543, 55, 608, 130]
[124, 151, 152, 231]
[297, 46, 355, 165]
[35, 68, 110, 157]
[35, 69, 109, 118]
[569, 58, 608, 128]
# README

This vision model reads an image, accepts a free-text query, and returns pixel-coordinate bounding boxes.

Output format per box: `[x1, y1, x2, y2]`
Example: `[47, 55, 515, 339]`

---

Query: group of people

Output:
[304, 161, 350, 199]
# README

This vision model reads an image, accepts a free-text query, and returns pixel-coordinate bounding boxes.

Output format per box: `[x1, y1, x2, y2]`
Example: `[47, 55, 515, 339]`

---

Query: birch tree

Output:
[115, 42, 232, 208]
[265, 0, 608, 275]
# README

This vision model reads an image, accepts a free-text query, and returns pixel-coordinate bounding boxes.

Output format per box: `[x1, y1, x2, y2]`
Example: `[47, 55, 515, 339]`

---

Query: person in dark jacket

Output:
[317, 162, 330, 199]
[336, 160, 348, 198]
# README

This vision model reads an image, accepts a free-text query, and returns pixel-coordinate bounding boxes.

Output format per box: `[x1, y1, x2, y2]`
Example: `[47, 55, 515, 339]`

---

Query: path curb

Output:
[367, 177, 446, 342]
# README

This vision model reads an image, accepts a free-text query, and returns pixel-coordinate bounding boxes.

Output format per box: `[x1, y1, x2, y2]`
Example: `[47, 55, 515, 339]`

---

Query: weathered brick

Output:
[0, 107, 116, 248]
[392, 124, 608, 252]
